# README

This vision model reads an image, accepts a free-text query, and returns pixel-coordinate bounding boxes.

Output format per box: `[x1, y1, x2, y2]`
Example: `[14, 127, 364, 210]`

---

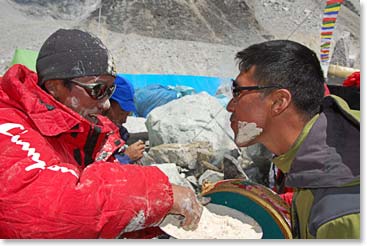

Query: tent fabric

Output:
[10, 48, 39, 72]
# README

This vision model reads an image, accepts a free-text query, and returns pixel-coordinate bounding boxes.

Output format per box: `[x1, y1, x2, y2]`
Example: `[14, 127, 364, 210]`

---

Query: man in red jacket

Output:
[0, 29, 202, 238]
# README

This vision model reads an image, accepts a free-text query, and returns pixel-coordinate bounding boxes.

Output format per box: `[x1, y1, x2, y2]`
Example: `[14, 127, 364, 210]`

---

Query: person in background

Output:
[106, 75, 145, 164]
[227, 40, 359, 239]
[0, 28, 202, 239]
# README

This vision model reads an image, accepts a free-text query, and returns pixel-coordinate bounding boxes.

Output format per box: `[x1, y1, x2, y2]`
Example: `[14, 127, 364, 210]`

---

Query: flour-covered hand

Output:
[169, 184, 203, 231]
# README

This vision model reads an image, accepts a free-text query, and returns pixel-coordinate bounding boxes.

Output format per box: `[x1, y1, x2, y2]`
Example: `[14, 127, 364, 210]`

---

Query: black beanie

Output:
[36, 28, 117, 85]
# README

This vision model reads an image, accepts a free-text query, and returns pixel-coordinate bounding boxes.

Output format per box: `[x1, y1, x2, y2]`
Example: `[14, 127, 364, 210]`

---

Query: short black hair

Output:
[235, 40, 325, 118]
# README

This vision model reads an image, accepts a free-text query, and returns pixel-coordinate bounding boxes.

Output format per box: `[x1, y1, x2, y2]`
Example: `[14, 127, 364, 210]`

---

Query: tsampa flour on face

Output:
[235, 121, 263, 146]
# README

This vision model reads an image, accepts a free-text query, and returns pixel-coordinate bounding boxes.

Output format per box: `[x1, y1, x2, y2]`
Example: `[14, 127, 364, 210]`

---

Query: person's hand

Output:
[197, 195, 211, 206]
[169, 184, 203, 231]
[124, 140, 145, 161]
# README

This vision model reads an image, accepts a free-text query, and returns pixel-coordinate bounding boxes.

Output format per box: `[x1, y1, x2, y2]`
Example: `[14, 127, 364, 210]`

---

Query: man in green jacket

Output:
[226, 40, 359, 239]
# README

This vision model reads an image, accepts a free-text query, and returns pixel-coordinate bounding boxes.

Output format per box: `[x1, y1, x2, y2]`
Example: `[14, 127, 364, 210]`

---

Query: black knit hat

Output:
[36, 28, 117, 85]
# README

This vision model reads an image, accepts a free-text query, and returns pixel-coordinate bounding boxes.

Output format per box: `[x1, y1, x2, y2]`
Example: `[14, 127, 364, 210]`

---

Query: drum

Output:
[201, 178, 292, 239]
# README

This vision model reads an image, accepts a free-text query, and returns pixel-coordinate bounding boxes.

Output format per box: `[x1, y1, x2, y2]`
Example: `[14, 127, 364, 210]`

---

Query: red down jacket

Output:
[0, 65, 173, 238]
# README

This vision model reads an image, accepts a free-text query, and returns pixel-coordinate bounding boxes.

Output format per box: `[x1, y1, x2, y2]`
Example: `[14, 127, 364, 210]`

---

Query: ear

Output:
[270, 89, 292, 116]
[44, 80, 65, 99]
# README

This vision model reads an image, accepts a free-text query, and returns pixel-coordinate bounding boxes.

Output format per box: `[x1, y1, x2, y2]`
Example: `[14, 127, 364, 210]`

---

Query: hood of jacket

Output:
[285, 96, 360, 188]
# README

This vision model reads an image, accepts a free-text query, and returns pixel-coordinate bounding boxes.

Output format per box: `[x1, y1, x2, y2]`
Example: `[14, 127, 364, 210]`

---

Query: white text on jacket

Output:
[0, 122, 79, 178]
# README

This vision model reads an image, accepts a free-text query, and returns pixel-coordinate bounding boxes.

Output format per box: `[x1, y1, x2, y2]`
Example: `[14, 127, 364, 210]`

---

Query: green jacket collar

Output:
[273, 96, 360, 188]
[273, 115, 318, 173]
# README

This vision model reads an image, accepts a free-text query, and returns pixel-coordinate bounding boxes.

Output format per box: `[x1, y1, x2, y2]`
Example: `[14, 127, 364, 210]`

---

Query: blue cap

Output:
[111, 75, 137, 113]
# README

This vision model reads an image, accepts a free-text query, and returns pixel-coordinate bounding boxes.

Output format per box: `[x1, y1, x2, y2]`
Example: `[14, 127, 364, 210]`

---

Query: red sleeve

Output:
[0, 117, 173, 238]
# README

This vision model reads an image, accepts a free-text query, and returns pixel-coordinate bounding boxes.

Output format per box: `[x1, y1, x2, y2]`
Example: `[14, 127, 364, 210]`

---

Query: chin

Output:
[235, 141, 250, 148]
[235, 138, 257, 148]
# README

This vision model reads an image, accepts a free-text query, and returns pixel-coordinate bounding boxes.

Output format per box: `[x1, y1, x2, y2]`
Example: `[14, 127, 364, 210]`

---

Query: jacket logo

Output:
[0, 123, 78, 178]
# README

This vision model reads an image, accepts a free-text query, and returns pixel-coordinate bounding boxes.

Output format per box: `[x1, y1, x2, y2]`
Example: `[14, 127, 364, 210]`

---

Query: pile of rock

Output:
[124, 92, 273, 193]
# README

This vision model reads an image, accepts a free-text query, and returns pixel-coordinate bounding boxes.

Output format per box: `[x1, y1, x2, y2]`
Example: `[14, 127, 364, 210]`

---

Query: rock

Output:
[330, 32, 357, 68]
[145, 141, 213, 170]
[124, 116, 147, 133]
[186, 175, 198, 188]
[240, 144, 273, 186]
[123, 116, 149, 145]
[151, 163, 194, 191]
[200, 160, 221, 173]
[222, 154, 248, 180]
[145, 92, 237, 154]
[243, 164, 269, 187]
[198, 170, 224, 186]
[244, 144, 273, 165]
[139, 151, 155, 166]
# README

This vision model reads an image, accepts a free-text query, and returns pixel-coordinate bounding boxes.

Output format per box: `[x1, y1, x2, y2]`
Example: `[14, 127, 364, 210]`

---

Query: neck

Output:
[262, 110, 308, 156]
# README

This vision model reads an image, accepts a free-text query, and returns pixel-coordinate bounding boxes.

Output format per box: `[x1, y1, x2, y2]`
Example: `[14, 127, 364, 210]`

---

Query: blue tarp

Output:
[118, 73, 226, 96]
[134, 84, 181, 117]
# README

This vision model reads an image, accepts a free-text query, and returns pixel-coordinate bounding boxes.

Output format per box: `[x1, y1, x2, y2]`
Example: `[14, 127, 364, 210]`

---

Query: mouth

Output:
[229, 114, 237, 129]
[229, 121, 238, 138]
[229, 113, 235, 122]
[230, 120, 235, 129]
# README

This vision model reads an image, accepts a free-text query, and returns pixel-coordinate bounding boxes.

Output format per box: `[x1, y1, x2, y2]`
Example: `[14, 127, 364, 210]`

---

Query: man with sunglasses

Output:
[0, 28, 202, 238]
[227, 40, 359, 239]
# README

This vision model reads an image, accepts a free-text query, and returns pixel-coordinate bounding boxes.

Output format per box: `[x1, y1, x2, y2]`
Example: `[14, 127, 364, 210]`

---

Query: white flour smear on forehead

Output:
[161, 207, 262, 239]
[236, 121, 263, 145]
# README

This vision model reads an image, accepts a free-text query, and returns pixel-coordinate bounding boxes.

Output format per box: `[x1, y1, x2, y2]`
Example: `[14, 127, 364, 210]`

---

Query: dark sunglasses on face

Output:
[231, 79, 281, 98]
[67, 79, 116, 100]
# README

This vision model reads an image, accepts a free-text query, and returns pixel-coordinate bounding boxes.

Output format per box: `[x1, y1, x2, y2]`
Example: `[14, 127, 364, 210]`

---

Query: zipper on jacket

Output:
[83, 125, 102, 165]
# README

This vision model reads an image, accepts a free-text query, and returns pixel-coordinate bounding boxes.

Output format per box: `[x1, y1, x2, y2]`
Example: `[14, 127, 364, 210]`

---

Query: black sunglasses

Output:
[231, 79, 281, 97]
[67, 79, 116, 100]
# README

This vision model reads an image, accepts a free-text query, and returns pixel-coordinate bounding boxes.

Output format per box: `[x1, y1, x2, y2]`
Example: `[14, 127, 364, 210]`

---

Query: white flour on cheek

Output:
[67, 96, 97, 117]
[70, 96, 80, 109]
[100, 99, 111, 111]
[235, 121, 263, 145]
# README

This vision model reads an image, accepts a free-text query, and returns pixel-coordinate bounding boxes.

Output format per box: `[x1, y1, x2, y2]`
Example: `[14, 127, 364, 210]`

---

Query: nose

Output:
[226, 98, 235, 112]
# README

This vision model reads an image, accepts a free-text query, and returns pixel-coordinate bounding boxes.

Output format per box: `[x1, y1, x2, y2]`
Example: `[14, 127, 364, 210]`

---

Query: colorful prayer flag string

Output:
[320, 0, 344, 78]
